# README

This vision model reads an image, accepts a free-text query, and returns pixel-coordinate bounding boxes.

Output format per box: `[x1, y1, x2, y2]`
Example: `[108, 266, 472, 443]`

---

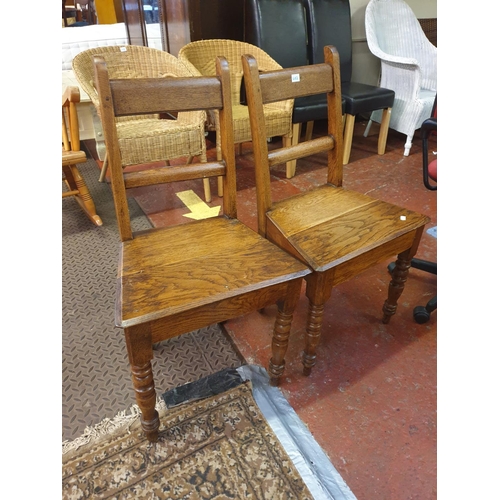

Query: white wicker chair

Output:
[363, 0, 437, 156]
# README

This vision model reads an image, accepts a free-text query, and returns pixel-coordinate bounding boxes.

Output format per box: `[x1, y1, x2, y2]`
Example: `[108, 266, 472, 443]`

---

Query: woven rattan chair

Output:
[178, 39, 294, 190]
[363, 0, 437, 156]
[72, 45, 213, 202]
[62, 85, 103, 226]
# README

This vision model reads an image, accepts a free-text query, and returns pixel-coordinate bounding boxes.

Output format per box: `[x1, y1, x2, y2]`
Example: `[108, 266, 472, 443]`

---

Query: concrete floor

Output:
[88, 118, 437, 499]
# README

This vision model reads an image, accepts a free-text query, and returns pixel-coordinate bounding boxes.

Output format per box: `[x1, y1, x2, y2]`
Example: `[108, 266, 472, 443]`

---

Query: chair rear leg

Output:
[382, 250, 413, 324]
[282, 134, 294, 181]
[304, 121, 314, 141]
[377, 108, 392, 155]
[98, 152, 108, 183]
[286, 123, 302, 178]
[363, 118, 373, 137]
[342, 114, 355, 165]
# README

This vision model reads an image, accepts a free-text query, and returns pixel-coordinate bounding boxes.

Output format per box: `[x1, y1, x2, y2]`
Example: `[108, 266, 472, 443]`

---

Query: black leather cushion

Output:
[306, 0, 395, 115]
[305, 0, 353, 81]
[244, 0, 309, 68]
[342, 82, 394, 116]
[293, 94, 345, 123]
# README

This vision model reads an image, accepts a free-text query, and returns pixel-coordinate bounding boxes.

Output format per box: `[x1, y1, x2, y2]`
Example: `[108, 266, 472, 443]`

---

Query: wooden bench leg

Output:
[377, 107, 391, 155]
[342, 114, 355, 165]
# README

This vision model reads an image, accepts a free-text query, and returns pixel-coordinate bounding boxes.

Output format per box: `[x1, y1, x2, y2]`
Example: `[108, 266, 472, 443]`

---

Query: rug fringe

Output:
[62, 397, 166, 456]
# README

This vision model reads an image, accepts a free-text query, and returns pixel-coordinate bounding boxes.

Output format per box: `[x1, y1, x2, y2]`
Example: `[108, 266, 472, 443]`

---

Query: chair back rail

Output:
[243, 46, 344, 235]
[93, 55, 237, 241]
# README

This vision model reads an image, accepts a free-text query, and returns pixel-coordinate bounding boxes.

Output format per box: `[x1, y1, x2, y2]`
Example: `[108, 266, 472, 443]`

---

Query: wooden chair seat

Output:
[119, 218, 307, 329]
[267, 185, 426, 273]
[94, 55, 310, 442]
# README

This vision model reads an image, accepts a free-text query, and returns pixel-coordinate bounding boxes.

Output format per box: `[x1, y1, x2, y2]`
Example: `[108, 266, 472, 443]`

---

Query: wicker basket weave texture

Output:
[178, 39, 293, 145]
[72, 45, 207, 166]
[365, 0, 437, 154]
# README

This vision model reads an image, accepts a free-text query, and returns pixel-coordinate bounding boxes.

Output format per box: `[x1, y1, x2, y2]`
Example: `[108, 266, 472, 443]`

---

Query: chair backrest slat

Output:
[123, 162, 227, 190]
[109, 77, 224, 117]
[93, 55, 237, 242]
[242, 45, 344, 236]
[257, 64, 334, 103]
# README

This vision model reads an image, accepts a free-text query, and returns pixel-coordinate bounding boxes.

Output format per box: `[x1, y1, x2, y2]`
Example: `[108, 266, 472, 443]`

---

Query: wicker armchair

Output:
[178, 39, 294, 186]
[72, 45, 213, 202]
[363, 0, 437, 156]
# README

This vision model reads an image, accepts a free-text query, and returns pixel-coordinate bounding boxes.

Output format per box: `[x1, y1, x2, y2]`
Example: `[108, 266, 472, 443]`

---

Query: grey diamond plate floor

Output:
[62, 157, 244, 442]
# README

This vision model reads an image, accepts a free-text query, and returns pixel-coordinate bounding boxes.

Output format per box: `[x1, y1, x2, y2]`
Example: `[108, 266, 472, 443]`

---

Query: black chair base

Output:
[388, 258, 436, 324]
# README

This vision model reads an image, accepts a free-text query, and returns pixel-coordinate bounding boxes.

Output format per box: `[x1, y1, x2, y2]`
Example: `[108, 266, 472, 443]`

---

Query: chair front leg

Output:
[302, 272, 333, 376]
[268, 279, 303, 386]
[377, 107, 392, 155]
[124, 324, 159, 442]
[342, 114, 355, 165]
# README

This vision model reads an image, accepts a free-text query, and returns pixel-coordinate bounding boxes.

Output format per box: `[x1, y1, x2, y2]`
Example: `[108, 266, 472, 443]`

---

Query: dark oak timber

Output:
[93, 55, 310, 442]
[242, 46, 430, 379]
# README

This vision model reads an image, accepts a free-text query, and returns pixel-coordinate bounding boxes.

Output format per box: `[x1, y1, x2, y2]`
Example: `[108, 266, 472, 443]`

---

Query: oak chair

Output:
[72, 45, 213, 202]
[62, 85, 103, 226]
[93, 54, 310, 442]
[178, 39, 294, 189]
[242, 45, 430, 379]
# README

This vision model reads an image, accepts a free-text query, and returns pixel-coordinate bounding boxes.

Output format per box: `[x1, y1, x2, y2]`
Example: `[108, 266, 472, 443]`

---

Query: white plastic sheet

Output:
[237, 365, 357, 500]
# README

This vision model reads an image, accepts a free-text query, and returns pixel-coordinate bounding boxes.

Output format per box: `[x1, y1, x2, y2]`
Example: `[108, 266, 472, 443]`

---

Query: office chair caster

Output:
[413, 296, 437, 324]
[387, 262, 436, 324]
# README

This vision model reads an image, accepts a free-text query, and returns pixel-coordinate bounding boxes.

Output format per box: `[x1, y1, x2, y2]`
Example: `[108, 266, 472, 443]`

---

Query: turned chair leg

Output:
[382, 251, 412, 324]
[268, 280, 303, 386]
[302, 301, 325, 376]
[125, 325, 159, 442]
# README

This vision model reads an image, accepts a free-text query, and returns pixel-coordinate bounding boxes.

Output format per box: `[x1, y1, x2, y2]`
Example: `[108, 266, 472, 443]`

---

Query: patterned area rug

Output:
[62, 381, 313, 499]
[62, 156, 244, 442]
